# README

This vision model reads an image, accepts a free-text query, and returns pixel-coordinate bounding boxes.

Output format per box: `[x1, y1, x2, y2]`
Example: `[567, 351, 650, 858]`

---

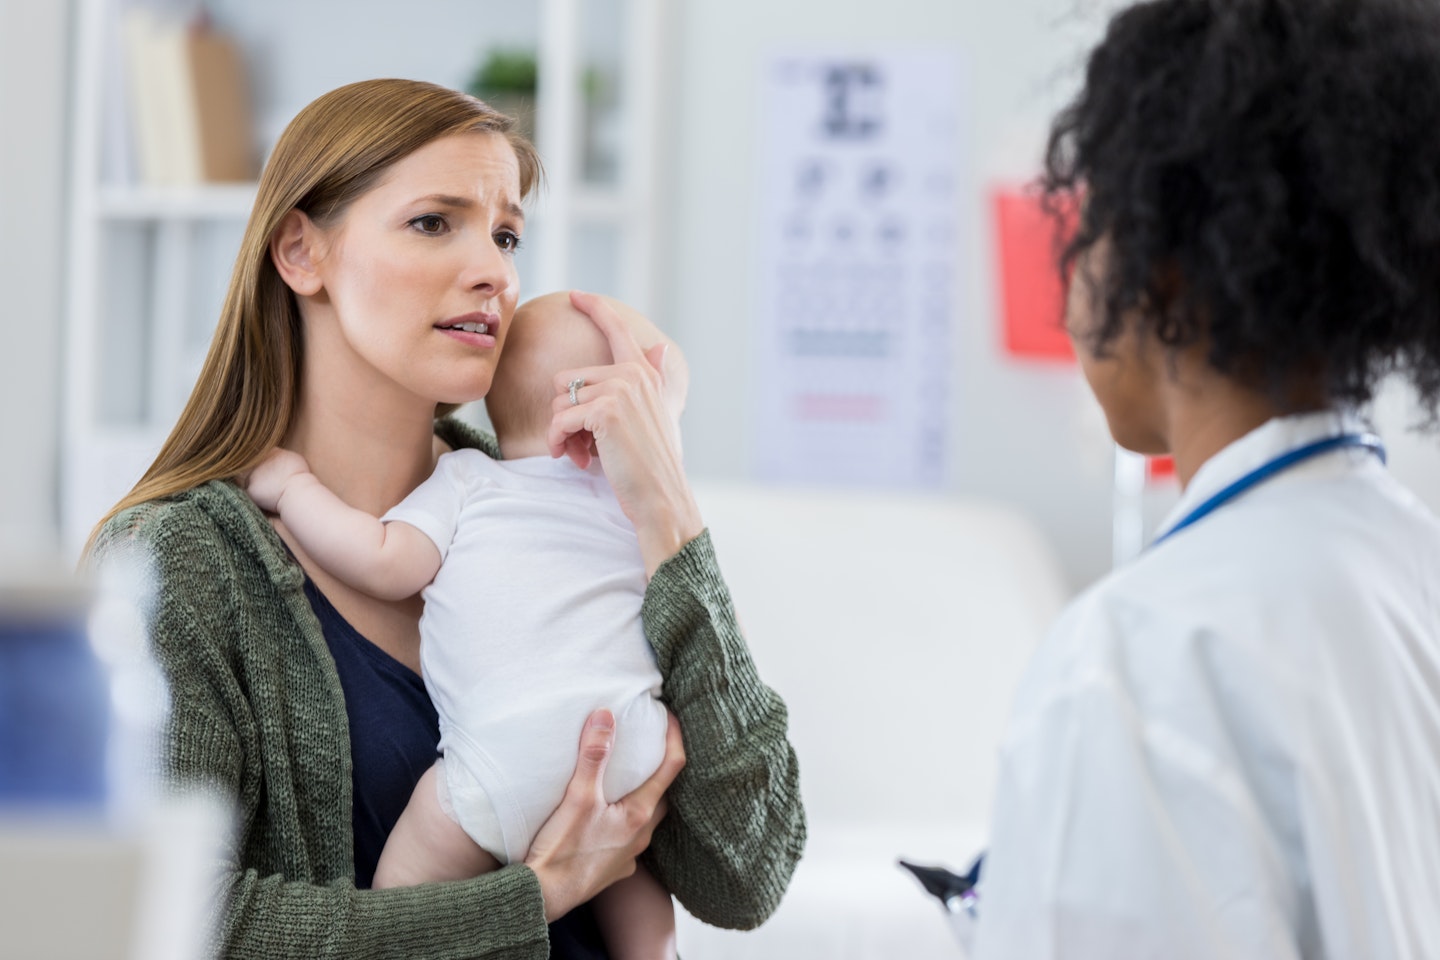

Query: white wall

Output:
[659, 0, 1440, 591]
[0, 0, 70, 561]
[660, 0, 1123, 590]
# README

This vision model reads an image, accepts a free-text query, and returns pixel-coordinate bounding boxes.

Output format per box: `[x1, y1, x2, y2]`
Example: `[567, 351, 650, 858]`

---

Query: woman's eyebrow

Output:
[410, 194, 525, 222]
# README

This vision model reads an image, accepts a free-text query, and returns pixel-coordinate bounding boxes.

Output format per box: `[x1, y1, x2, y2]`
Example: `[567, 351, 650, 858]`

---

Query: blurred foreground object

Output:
[0, 554, 230, 960]
[0, 572, 107, 807]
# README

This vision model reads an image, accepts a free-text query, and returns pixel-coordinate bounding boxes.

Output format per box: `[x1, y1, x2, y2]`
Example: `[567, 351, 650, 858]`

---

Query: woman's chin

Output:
[1108, 425, 1169, 459]
[426, 373, 495, 407]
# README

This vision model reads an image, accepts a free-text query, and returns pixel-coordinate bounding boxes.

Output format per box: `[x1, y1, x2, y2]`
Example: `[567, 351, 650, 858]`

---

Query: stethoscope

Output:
[1151, 431, 1387, 547]
[904, 430, 1388, 949]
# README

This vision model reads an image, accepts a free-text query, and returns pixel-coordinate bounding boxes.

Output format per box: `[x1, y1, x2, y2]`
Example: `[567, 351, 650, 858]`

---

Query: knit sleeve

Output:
[96, 496, 552, 960]
[638, 529, 807, 930]
[212, 866, 548, 960]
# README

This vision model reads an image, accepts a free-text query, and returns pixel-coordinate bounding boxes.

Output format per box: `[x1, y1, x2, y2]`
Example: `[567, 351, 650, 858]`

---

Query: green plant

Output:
[468, 49, 538, 97]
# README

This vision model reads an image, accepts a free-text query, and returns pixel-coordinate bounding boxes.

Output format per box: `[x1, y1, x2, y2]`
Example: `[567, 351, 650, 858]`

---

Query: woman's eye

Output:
[410, 215, 448, 235]
[496, 231, 523, 253]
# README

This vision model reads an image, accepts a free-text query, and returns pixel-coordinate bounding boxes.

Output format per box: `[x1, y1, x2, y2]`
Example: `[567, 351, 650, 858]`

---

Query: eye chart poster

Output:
[754, 52, 961, 487]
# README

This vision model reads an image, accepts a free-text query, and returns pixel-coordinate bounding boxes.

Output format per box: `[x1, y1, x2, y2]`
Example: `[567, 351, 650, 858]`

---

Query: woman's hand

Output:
[525, 708, 686, 923]
[244, 448, 312, 513]
[547, 291, 703, 577]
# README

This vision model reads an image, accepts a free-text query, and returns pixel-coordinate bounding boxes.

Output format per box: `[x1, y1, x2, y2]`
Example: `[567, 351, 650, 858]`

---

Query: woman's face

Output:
[306, 130, 524, 408]
[1067, 240, 1170, 455]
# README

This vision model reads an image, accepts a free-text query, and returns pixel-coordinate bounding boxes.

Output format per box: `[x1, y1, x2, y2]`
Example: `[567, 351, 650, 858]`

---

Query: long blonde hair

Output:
[89, 79, 541, 550]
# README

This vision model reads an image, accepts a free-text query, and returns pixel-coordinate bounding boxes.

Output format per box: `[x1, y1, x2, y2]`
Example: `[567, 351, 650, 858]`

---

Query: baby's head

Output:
[486, 292, 688, 458]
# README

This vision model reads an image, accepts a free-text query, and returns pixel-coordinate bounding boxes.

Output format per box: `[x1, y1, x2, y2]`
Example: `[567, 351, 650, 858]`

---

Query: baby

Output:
[246, 291, 686, 959]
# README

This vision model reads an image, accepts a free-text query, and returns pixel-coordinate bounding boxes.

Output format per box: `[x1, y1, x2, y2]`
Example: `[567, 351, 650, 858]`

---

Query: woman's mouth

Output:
[436, 313, 501, 347]
[438, 319, 491, 334]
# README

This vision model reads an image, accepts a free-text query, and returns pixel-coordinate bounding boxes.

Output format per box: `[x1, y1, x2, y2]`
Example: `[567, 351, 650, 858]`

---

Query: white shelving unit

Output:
[95, 184, 258, 219]
[62, 0, 666, 554]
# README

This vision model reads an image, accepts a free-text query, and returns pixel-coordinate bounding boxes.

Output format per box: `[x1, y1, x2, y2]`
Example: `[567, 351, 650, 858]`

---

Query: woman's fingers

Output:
[545, 298, 703, 573]
[524, 709, 675, 922]
[523, 709, 625, 920]
[545, 372, 650, 456]
[568, 290, 682, 410]
[568, 709, 616, 801]
[613, 713, 681, 857]
[570, 290, 645, 365]
[551, 361, 659, 407]
[621, 712, 686, 816]
[562, 431, 595, 470]
[546, 395, 605, 459]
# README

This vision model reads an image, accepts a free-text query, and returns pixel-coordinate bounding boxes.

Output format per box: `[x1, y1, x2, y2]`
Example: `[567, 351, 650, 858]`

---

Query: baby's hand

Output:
[246, 448, 311, 513]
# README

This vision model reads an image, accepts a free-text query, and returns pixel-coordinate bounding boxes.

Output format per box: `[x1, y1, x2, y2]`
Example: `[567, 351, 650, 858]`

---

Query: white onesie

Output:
[382, 448, 668, 864]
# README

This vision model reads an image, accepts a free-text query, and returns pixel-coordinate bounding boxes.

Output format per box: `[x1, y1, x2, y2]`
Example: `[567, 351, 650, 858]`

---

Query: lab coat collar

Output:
[1154, 408, 1371, 544]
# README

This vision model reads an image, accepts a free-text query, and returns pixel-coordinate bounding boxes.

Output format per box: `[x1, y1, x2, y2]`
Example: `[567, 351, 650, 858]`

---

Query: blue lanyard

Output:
[1151, 432, 1387, 548]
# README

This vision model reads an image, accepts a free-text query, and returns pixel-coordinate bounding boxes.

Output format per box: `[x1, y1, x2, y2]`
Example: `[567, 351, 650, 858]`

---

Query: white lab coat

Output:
[973, 411, 1440, 960]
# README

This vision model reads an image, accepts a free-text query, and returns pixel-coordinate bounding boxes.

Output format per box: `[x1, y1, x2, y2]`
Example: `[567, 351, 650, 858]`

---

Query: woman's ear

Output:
[269, 209, 326, 297]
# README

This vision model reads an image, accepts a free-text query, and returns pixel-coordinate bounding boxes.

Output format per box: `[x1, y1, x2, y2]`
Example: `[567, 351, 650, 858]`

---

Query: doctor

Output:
[973, 0, 1440, 957]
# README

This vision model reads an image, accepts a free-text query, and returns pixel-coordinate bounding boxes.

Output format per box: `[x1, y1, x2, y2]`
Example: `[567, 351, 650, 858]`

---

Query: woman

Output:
[973, 1, 1440, 957]
[91, 79, 804, 959]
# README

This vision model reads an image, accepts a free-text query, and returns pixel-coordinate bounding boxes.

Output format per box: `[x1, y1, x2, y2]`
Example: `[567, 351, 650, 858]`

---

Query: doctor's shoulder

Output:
[1162, 468, 1440, 620]
[1001, 550, 1293, 739]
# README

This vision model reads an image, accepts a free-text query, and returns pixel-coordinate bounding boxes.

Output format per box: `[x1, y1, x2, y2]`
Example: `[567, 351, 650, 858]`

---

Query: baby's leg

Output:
[373, 761, 501, 888]
[593, 863, 677, 960]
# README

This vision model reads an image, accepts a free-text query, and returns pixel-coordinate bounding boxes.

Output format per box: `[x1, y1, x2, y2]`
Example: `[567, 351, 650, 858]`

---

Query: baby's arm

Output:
[246, 448, 442, 601]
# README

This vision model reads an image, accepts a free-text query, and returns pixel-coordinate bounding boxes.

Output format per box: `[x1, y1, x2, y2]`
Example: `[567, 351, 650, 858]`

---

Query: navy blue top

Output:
[303, 578, 608, 957]
[304, 577, 438, 890]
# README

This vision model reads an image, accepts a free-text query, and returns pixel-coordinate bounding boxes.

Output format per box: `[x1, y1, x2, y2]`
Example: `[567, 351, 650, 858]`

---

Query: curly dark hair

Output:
[1044, 0, 1440, 420]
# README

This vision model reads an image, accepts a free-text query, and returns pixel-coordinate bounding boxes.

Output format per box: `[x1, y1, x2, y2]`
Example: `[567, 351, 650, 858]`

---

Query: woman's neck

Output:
[285, 381, 440, 516]
[1165, 398, 1277, 489]
[1160, 351, 1329, 489]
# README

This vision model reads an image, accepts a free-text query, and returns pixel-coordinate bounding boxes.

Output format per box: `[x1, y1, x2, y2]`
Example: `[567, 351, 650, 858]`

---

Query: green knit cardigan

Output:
[96, 419, 805, 959]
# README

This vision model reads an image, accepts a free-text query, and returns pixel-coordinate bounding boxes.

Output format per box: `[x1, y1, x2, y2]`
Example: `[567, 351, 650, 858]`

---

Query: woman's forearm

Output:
[638, 531, 807, 928]
[631, 483, 705, 580]
[214, 864, 549, 960]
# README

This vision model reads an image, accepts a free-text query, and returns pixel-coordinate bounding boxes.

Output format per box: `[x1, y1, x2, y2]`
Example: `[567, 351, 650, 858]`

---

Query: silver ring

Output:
[567, 377, 585, 406]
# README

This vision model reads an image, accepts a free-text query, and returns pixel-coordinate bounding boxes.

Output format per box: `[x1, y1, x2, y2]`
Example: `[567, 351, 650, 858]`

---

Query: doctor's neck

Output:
[1157, 347, 1331, 490]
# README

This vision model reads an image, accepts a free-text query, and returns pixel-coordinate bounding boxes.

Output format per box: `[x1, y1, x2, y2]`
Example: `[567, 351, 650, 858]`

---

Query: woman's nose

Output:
[459, 234, 512, 295]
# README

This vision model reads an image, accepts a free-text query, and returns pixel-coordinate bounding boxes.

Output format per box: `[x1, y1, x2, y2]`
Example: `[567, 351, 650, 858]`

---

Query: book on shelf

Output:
[120, 9, 257, 187]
